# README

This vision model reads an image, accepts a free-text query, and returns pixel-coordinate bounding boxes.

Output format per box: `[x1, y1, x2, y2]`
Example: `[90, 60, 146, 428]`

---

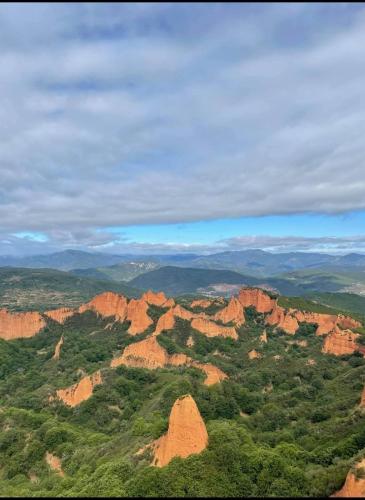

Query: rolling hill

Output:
[72, 261, 160, 282]
[0, 267, 140, 311]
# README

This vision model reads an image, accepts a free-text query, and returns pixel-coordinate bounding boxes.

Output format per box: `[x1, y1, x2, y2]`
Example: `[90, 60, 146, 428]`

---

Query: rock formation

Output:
[126, 298, 153, 335]
[238, 288, 276, 313]
[266, 305, 299, 334]
[332, 458, 365, 497]
[79, 292, 127, 322]
[190, 299, 212, 309]
[151, 395, 208, 467]
[111, 336, 227, 386]
[322, 326, 359, 356]
[55, 370, 102, 407]
[111, 336, 169, 369]
[260, 330, 268, 343]
[266, 303, 362, 336]
[191, 317, 238, 339]
[45, 307, 75, 324]
[142, 290, 174, 308]
[52, 335, 64, 360]
[187, 335, 194, 347]
[191, 362, 228, 385]
[214, 297, 245, 326]
[248, 349, 262, 360]
[45, 451, 65, 477]
[153, 308, 176, 336]
[0, 308, 46, 340]
[172, 304, 195, 321]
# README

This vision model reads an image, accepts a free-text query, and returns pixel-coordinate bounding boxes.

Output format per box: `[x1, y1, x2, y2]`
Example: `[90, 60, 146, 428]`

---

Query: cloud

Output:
[0, 3, 365, 252]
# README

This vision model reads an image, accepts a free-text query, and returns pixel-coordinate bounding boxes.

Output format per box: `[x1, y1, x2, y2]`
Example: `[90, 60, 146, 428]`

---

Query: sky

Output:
[1, 2, 365, 256]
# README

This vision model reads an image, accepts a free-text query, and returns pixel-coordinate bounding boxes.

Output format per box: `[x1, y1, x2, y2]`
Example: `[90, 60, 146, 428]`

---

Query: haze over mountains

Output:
[2, 249, 365, 275]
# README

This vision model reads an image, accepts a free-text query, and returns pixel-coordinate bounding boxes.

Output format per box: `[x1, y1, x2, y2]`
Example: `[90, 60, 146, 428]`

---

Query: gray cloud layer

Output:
[1, 3, 365, 252]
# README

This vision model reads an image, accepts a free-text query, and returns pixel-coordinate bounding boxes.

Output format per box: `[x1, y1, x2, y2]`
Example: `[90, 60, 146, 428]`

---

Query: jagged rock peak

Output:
[152, 394, 208, 467]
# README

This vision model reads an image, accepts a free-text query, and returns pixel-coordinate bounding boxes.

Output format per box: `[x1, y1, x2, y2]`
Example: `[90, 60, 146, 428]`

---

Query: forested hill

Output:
[0, 288, 365, 497]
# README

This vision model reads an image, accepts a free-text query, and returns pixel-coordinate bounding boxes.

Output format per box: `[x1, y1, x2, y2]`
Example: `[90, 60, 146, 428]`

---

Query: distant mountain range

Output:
[2, 249, 365, 276]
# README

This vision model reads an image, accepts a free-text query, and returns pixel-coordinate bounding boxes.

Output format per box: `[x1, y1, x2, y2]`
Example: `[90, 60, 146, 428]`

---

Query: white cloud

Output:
[0, 3, 365, 249]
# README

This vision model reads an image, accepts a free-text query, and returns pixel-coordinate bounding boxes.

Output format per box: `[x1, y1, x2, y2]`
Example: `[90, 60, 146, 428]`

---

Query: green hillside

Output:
[129, 266, 257, 295]
[0, 295, 365, 496]
[0, 268, 140, 311]
[71, 261, 160, 283]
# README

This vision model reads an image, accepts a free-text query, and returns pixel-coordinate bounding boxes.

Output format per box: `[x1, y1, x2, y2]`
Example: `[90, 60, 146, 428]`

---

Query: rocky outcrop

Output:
[52, 335, 64, 360]
[111, 336, 227, 386]
[0, 308, 46, 340]
[248, 349, 262, 360]
[260, 330, 268, 343]
[55, 371, 102, 407]
[338, 315, 362, 330]
[266, 305, 299, 334]
[45, 308, 75, 324]
[192, 362, 228, 385]
[172, 305, 195, 321]
[238, 288, 276, 313]
[190, 299, 212, 309]
[126, 299, 153, 335]
[142, 290, 174, 308]
[187, 335, 194, 347]
[332, 458, 365, 497]
[79, 292, 127, 322]
[266, 303, 362, 336]
[322, 326, 359, 356]
[45, 451, 65, 477]
[191, 317, 238, 339]
[111, 336, 169, 369]
[151, 395, 208, 467]
[153, 308, 176, 336]
[214, 297, 245, 326]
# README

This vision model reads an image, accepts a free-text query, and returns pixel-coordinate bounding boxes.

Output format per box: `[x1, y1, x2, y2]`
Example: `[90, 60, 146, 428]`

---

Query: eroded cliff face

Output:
[248, 349, 262, 360]
[52, 335, 64, 360]
[190, 299, 212, 309]
[333, 458, 365, 497]
[322, 326, 359, 356]
[142, 290, 174, 308]
[265, 303, 362, 336]
[45, 452, 65, 477]
[79, 292, 127, 322]
[153, 308, 176, 336]
[260, 330, 268, 343]
[0, 308, 46, 340]
[266, 305, 299, 334]
[172, 304, 195, 321]
[111, 336, 169, 369]
[214, 297, 245, 326]
[152, 395, 208, 467]
[238, 288, 276, 313]
[56, 371, 102, 407]
[111, 336, 227, 386]
[126, 299, 153, 335]
[45, 307, 75, 324]
[192, 362, 228, 385]
[191, 317, 238, 339]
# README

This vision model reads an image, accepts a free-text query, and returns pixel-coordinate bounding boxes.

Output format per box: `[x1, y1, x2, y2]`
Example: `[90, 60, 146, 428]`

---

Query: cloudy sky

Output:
[1, 2, 365, 256]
